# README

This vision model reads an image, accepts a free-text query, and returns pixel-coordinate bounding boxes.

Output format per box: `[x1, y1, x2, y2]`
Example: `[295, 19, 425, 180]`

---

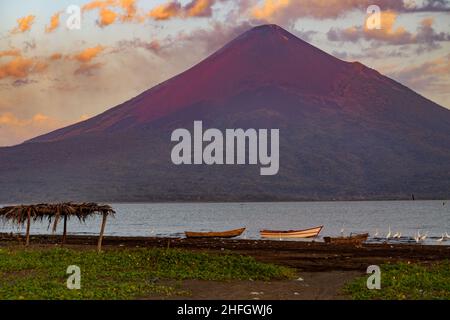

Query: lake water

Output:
[1, 201, 449, 245]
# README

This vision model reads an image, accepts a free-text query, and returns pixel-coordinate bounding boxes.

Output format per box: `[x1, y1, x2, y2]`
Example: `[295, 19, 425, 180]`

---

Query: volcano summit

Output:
[1, 24, 450, 202]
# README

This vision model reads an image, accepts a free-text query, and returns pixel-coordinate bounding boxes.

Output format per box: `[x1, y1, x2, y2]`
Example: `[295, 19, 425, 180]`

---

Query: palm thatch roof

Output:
[0, 203, 114, 227]
[0, 203, 115, 251]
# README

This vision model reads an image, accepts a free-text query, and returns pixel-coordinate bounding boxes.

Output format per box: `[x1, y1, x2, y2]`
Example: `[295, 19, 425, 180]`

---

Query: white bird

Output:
[445, 232, 450, 240]
[396, 232, 402, 239]
[393, 232, 399, 238]
[386, 226, 392, 240]
[420, 232, 428, 241]
[340, 228, 345, 236]
[414, 233, 420, 243]
[374, 229, 379, 237]
[437, 234, 444, 243]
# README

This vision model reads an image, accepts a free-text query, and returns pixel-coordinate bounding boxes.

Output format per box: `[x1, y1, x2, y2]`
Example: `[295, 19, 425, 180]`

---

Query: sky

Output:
[0, 0, 449, 146]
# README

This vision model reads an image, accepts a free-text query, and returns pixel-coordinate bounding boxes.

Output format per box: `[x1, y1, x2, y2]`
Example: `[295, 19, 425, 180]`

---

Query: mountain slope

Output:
[1, 24, 450, 203]
[27, 25, 360, 143]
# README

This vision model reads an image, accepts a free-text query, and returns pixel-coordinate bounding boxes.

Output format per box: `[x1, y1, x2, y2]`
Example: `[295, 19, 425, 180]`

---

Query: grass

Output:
[0, 247, 295, 300]
[345, 261, 450, 300]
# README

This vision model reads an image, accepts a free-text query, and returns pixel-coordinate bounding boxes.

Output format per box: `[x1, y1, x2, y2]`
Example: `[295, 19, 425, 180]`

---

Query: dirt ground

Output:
[151, 271, 361, 300]
[1, 233, 448, 300]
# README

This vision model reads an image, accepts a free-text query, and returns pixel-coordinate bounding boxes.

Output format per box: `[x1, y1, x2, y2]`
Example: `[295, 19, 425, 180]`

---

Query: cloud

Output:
[12, 78, 38, 87]
[73, 45, 105, 63]
[50, 53, 63, 61]
[82, 0, 140, 25]
[173, 21, 255, 53]
[251, 0, 290, 20]
[332, 47, 407, 61]
[403, 0, 450, 12]
[115, 38, 161, 54]
[82, 0, 117, 11]
[148, 2, 183, 20]
[119, 0, 138, 22]
[74, 62, 103, 76]
[99, 7, 119, 26]
[185, 0, 216, 17]
[11, 15, 36, 34]
[148, 0, 218, 20]
[389, 53, 450, 86]
[23, 40, 37, 52]
[385, 53, 450, 108]
[0, 112, 68, 146]
[247, 0, 450, 22]
[295, 29, 318, 42]
[45, 12, 61, 33]
[327, 12, 450, 49]
[0, 56, 47, 80]
[70, 46, 106, 76]
[414, 17, 450, 52]
[0, 49, 21, 58]
[0, 113, 48, 127]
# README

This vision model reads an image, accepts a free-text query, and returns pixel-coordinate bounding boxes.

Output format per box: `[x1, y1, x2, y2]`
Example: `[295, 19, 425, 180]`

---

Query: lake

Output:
[1, 201, 449, 245]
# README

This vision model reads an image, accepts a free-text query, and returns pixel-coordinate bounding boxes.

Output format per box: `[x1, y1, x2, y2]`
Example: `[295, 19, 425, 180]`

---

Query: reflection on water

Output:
[1, 201, 449, 245]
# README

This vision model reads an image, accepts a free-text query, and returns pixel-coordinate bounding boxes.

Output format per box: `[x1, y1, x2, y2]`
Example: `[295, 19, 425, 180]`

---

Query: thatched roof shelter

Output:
[0, 203, 115, 251]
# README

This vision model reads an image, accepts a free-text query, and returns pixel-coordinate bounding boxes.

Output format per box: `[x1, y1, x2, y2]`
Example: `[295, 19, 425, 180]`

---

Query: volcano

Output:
[1, 24, 450, 203]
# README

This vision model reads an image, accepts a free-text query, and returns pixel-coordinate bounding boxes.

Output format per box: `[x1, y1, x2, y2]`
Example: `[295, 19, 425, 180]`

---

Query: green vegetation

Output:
[345, 261, 450, 300]
[0, 247, 294, 300]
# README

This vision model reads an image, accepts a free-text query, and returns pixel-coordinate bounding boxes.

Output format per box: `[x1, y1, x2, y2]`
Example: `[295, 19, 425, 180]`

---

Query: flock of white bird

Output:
[372, 226, 450, 243]
[341, 226, 450, 243]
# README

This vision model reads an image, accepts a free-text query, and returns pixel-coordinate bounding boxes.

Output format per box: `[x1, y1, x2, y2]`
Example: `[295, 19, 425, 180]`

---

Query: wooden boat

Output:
[185, 227, 246, 239]
[323, 233, 369, 245]
[260, 226, 323, 239]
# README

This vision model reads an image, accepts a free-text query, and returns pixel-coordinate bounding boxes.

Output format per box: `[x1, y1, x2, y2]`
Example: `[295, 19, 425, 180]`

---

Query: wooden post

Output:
[97, 213, 108, 252]
[25, 209, 31, 246]
[62, 215, 68, 246]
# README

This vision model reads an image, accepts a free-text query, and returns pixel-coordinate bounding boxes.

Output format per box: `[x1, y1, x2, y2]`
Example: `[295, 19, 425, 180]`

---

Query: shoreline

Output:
[1, 233, 448, 272]
[1, 199, 449, 206]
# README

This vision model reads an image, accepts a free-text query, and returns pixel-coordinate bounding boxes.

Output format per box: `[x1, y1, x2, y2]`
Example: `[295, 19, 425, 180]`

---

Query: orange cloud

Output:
[82, 0, 117, 12]
[120, 0, 137, 21]
[99, 7, 118, 26]
[364, 11, 407, 36]
[74, 62, 103, 76]
[73, 45, 105, 63]
[0, 56, 47, 80]
[0, 49, 21, 58]
[251, 0, 290, 20]
[148, 2, 182, 20]
[248, 0, 450, 21]
[421, 17, 434, 28]
[71, 46, 106, 76]
[359, 11, 414, 44]
[185, 0, 215, 17]
[49, 53, 63, 61]
[12, 15, 36, 34]
[424, 55, 450, 75]
[148, 0, 216, 20]
[45, 12, 61, 33]
[0, 112, 68, 146]
[82, 0, 140, 25]
[327, 10, 447, 47]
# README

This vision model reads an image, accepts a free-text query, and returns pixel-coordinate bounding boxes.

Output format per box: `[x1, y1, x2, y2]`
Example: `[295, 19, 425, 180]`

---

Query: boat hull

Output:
[260, 226, 323, 239]
[323, 233, 369, 245]
[185, 228, 246, 239]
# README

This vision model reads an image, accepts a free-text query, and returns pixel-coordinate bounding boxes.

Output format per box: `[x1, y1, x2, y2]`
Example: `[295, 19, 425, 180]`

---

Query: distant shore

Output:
[1, 198, 449, 206]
